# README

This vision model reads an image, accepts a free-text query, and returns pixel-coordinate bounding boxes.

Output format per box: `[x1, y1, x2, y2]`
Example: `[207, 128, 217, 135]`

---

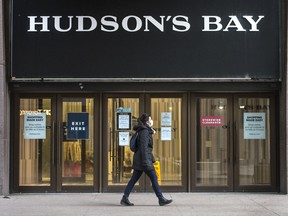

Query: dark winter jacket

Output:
[132, 124, 155, 171]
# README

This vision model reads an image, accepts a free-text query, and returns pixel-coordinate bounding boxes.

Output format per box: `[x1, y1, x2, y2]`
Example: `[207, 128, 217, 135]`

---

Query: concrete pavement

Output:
[0, 193, 288, 216]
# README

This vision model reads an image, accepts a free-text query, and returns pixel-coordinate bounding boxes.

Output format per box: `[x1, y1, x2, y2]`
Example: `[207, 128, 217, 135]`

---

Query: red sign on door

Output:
[200, 116, 223, 126]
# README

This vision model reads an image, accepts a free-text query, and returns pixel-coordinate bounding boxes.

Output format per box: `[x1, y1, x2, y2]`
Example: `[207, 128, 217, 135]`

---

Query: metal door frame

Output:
[233, 93, 277, 192]
[12, 94, 57, 193]
[190, 94, 234, 192]
[56, 94, 100, 192]
[190, 93, 277, 192]
[102, 93, 188, 193]
[12, 93, 100, 193]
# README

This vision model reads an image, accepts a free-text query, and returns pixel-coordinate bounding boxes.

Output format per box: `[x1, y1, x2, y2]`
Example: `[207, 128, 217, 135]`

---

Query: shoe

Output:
[159, 196, 173, 206]
[120, 196, 134, 206]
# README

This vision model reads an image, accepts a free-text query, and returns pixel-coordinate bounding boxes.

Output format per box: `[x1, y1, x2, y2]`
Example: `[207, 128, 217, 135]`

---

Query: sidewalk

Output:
[0, 193, 288, 216]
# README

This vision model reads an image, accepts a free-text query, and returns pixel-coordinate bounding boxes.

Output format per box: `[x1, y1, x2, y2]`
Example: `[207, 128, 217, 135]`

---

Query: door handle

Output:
[58, 121, 61, 165]
[52, 121, 55, 165]
[234, 120, 237, 165]
[222, 125, 230, 129]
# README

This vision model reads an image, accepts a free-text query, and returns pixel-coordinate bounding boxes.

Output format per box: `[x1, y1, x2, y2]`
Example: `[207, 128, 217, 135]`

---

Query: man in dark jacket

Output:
[121, 113, 173, 206]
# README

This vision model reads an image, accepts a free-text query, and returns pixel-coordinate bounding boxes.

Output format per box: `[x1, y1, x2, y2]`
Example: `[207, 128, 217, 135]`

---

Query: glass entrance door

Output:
[146, 95, 187, 191]
[17, 97, 54, 189]
[194, 96, 233, 190]
[14, 93, 276, 193]
[235, 95, 276, 191]
[59, 96, 95, 190]
[103, 95, 142, 191]
[15, 95, 97, 192]
[192, 94, 276, 191]
[103, 94, 187, 192]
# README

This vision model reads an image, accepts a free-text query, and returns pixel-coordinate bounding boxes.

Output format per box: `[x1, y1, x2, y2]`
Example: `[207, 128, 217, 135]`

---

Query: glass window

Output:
[107, 98, 139, 186]
[238, 98, 271, 185]
[19, 98, 52, 186]
[196, 98, 228, 186]
[62, 98, 94, 186]
[151, 98, 182, 186]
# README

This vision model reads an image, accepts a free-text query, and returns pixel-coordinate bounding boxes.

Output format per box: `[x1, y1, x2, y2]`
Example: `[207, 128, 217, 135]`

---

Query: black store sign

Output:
[66, 113, 89, 140]
[11, 0, 280, 80]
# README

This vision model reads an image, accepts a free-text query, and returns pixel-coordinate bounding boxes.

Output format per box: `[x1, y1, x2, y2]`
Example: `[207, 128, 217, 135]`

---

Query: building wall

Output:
[0, 0, 9, 195]
[0, 0, 287, 195]
[286, 0, 288, 193]
[283, 0, 288, 194]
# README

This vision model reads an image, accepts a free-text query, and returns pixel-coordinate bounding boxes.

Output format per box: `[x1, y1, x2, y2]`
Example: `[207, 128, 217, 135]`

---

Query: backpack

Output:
[129, 131, 139, 152]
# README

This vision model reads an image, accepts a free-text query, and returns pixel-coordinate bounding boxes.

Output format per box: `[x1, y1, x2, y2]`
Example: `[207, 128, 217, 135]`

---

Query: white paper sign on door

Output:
[118, 114, 130, 129]
[244, 112, 266, 139]
[119, 132, 129, 146]
[24, 112, 46, 139]
[161, 127, 172, 141]
[161, 112, 172, 126]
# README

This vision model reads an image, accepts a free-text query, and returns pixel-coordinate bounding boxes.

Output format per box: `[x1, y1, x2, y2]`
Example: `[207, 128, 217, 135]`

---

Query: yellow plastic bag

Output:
[153, 161, 161, 182]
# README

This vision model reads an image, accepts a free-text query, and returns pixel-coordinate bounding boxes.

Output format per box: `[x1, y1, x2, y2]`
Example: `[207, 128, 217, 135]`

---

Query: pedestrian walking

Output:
[120, 113, 173, 206]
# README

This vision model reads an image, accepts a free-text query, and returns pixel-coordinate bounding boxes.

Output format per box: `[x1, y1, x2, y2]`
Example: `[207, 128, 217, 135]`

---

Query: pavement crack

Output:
[246, 196, 280, 216]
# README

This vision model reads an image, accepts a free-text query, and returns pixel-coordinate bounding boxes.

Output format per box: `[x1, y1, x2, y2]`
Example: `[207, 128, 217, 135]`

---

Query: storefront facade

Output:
[0, 0, 287, 194]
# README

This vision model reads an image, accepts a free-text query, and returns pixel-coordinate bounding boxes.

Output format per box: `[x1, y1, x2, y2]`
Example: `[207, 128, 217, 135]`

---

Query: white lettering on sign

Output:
[71, 127, 86, 131]
[27, 15, 191, 32]
[101, 16, 119, 32]
[202, 15, 264, 32]
[27, 15, 264, 33]
[200, 116, 223, 127]
[70, 122, 86, 131]
[76, 16, 98, 32]
[71, 122, 85, 126]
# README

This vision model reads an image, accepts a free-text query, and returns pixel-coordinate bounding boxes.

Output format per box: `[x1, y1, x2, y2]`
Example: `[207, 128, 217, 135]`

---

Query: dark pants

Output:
[123, 169, 163, 198]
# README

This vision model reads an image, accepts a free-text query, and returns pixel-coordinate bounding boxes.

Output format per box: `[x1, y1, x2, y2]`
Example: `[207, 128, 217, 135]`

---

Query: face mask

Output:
[149, 120, 153, 127]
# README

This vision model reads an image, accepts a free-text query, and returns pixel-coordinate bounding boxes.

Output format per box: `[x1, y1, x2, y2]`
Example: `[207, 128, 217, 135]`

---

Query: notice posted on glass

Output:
[244, 112, 266, 139]
[24, 112, 46, 139]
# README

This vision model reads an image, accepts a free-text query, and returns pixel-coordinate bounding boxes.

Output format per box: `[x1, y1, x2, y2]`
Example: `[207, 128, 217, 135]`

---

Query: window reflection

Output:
[196, 98, 228, 186]
[238, 98, 271, 185]
[151, 98, 182, 186]
[62, 98, 94, 186]
[107, 98, 139, 185]
[19, 99, 51, 186]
